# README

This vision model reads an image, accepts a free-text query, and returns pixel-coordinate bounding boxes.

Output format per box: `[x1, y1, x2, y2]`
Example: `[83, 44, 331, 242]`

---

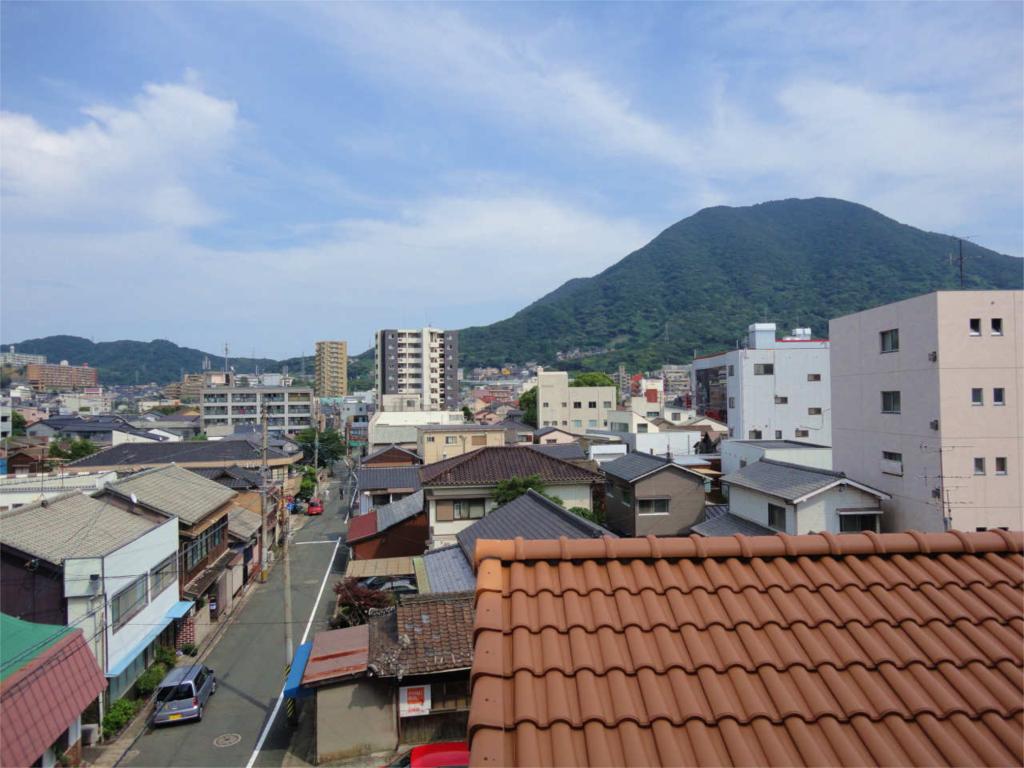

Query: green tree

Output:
[68, 439, 99, 460]
[11, 411, 26, 436]
[518, 386, 537, 427]
[493, 474, 563, 506]
[295, 428, 344, 467]
[461, 406, 474, 423]
[569, 505, 604, 525]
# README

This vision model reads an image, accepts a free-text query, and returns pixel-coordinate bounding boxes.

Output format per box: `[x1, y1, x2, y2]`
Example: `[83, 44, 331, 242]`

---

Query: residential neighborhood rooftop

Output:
[422, 544, 477, 593]
[468, 530, 1024, 767]
[721, 458, 889, 504]
[528, 442, 586, 461]
[66, 438, 294, 468]
[356, 466, 423, 492]
[601, 452, 706, 483]
[369, 592, 475, 677]
[0, 492, 159, 563]
[420, 445, 602, 487]
[106, 464, 237, 525]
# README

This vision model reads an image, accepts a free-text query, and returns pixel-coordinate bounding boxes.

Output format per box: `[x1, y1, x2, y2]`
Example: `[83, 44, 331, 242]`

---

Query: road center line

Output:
[292, 540, 338, 545]
[244, 537, 340, 768]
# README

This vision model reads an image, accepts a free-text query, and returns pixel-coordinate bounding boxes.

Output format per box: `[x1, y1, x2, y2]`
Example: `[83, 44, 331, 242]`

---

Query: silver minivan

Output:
[152, 664, 216, 725]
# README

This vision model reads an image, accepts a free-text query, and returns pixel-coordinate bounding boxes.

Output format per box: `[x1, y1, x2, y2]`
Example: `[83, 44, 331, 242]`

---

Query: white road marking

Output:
[244, 537, 340, 768]
[292, 540, 337, 545]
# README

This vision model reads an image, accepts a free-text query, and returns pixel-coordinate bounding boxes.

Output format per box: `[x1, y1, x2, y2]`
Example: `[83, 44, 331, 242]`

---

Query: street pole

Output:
[260, 406, 269, 578]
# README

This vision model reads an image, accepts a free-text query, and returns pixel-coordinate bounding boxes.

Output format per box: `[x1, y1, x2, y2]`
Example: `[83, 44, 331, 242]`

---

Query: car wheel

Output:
[211, 681, 217, 694]
[197, 706, 203, 722]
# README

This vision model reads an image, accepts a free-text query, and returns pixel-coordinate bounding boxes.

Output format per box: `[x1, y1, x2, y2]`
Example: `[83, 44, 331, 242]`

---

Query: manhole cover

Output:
[214, 733, 242, 748]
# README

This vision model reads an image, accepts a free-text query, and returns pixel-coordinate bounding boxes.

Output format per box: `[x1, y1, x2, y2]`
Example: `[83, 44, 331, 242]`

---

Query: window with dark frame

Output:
[768, 504, 786, 530]
[880, 329, 899, 353]
[150, 554, 177, 598]
[112, 575, 148, 633]
[808, 407, 822, 415]
[991, 318, 1003, 336]
[794, 429, 809, 438]
[774, 395, 788, 404]
[881, 391, 901, 414]
[969, 318, 981, 336]
[754, 363, 774, 375]
[638, 498, 670, 515]
[973, 457, 986, 475]
[748, 429, 763, 439]
[995, 457, 1007, 475]
[807, 373, 822, 382]
[994, 388, 1005, 406]
[972, 388, 984, 406]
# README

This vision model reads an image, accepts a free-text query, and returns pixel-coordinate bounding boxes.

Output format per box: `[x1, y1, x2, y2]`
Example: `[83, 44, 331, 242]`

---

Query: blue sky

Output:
[2, 2, 1021, 357]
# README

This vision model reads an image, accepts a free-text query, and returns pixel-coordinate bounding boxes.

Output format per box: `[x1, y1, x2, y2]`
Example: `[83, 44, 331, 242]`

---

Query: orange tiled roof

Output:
[468, 531, 1024, 767]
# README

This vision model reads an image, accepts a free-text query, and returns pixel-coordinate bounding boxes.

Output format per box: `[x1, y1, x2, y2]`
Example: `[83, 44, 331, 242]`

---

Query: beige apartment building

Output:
[315, 340, 348, 397]
[536, 369, 616, 435]
[26, 361, 98, 391]
[830, 290, 1022, 533]
[416, 424, 508, 464]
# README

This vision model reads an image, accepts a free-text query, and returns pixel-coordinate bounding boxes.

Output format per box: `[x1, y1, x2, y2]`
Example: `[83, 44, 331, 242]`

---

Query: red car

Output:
[306, 498, 323, 516]
[386, 743, 469, 768]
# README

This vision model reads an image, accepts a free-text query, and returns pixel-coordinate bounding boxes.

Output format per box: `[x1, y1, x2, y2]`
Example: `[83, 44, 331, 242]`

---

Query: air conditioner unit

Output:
[928, 351, 938, 362]
[930, 419, 940, 431]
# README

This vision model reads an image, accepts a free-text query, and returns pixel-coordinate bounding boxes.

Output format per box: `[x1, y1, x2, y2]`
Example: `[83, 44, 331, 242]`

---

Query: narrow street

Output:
[120, 465, 351, 768]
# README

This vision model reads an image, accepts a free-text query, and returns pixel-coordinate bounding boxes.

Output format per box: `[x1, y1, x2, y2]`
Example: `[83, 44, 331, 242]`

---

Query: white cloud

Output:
[1, 78, 237, 229]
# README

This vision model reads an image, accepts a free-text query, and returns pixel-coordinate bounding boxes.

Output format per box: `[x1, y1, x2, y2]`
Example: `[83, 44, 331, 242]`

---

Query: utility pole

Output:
[313, 428, 320, 497]
[260, 404, 269, 575]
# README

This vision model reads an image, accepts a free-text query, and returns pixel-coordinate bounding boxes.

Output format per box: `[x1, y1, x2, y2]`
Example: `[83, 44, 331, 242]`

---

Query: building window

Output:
[728, 365, 735, 376]
[969, 318, 981, 336]
[971, 388, 984, 406]
[445, 436, 458, 445]
[807, 373, 822, 382]
[774, 430, 782, 439]
[748, 430, 763, 439]
[974, 457, 986, 475]
[768, 504, 786, 531]
[602, 401, 612, 409]
[880, 329, 899, 353]
[645, 411, 659, 419]
[588, 401, 597, 409]
[994, 388, 1005, 406]
[995, 457, 1007, 475]
[588, 419, 598, 428]
[426, 436, 435, 443]
[840, 514, 880, 533]
[112, 576, 148, 633]
[621, 487, 633, 505]
[881, 391, 901, 414]
[638, 498, 670, 515]
[572, 420, 582, 428]
[453, 499, 487, 520]
[150, 555, 177, 598]
[728, 397, 735, 408]
[808, 407, 822, 415]
[774, 396, 788, 404]
[992, 318, 1003, 336]
[882, 450, 904, 476]
[671, 413, 680, 421]
[795, 429, 809, 438]
[754, 364, 774, 375]
[572, 401, 582, 409]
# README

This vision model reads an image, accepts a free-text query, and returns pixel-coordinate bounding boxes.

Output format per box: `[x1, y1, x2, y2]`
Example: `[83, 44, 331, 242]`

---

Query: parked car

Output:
[376, 578, 417, 595]
[386, 742, 469, 768]
[307, 498, 324, 515]
[152, 664, 216, 725]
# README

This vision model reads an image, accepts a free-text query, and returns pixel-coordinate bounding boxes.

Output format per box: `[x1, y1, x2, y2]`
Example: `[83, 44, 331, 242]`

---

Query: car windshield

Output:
[156, 683, 194, 702]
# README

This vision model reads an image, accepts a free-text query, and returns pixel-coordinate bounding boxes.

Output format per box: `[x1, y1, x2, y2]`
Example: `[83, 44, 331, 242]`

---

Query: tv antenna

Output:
[948, 236, 975, 289]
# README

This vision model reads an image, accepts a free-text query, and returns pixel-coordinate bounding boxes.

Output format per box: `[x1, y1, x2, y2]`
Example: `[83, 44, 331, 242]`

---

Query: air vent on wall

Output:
[928, 351, 938, 362]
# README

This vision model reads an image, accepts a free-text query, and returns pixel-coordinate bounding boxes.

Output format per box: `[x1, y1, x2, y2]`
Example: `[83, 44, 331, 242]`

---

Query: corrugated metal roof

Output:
[107, 464, 236, 525]
[0, 493, 160, 564]
[300, 625, 369, 687]
[345, 557, 415, 579]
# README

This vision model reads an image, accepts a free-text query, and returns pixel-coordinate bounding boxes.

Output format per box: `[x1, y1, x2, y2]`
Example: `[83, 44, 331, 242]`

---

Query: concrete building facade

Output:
[200, 385, 315, 435]
[375, 328, 459, 411]
[692, 324, 831, 444]
[536, 369, 616, 434]
[830, 290, 1023, 533]
[26, 361, 98, 391]
[315, 340, 348, 398]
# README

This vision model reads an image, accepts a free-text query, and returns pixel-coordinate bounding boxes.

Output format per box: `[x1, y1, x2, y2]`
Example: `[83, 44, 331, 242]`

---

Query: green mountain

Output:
[458, 197, 1023, 370]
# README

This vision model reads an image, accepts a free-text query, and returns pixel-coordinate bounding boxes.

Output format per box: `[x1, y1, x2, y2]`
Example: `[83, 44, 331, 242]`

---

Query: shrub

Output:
[331, 578, 393, 628]
[134, 663, 167, 696]
[180, 642, 198, 656]
[102, 698, 142, 740]
[155, 645, 177, 667]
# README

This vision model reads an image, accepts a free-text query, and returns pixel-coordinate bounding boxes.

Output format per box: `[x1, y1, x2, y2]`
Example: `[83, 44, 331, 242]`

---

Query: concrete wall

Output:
[604, 469, 704, 536]
[537, 371, 616, 434]
[720, 441, 833, 476]
[316, 680, 397, 763]
[831, 290, 1023, 532]
[418, 429, 506, 464]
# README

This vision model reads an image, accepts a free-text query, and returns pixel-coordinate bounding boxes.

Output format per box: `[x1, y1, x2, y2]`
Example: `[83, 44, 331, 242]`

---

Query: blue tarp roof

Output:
[283, 642, 313, 699]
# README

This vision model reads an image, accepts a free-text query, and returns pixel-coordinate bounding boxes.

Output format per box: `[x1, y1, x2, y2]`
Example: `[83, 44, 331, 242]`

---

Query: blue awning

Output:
[106, 616, 174, 677]
[166, 600, 194, 619]
[283, 642, 313, 699]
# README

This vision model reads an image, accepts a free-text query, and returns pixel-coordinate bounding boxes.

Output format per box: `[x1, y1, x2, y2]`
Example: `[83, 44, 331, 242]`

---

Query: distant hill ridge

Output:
[7, 198, 1021, 383]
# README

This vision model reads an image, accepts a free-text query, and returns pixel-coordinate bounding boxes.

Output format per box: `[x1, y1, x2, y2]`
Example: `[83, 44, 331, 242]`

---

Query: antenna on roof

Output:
[948, 236, 974, 289]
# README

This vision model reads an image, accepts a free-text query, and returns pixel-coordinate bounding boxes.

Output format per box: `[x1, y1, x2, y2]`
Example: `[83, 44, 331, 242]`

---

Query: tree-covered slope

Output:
[459, 198, 1023, 370]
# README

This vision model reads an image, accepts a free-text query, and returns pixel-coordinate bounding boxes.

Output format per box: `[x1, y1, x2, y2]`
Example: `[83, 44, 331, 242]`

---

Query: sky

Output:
[2, 1, 1021, 358]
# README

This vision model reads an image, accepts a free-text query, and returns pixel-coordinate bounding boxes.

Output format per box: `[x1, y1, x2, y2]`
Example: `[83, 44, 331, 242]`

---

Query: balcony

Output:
[203, 395, 228, 404]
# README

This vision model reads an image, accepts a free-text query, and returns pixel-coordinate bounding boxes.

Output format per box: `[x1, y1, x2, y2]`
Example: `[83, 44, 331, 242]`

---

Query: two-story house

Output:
[0, 492, 182, 718]
[601, 453, 709, 536]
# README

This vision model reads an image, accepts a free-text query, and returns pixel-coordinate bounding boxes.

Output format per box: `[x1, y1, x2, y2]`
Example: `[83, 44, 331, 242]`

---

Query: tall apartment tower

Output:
[830, 290, 1022, 533]
[375, 328, 459, 411]
[315, 340, 348, 397]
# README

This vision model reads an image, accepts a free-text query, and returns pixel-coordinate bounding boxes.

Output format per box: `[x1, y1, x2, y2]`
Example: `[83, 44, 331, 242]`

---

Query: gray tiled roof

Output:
[67, 439, 291, 468]
[356, 466, 422, 492]
[376, 490, 424, 531]
[420, 446, 601, 487]
[602, 453, 704, 483]
[189, 466, 263, 490]
[691, 511, 776, 537]
[361, 444, 420, 463]
[720, 459, 881, 504]
[422, 545, 477, 593]
[456, 489, 614, 562]
[107, 465, 236, 525]
[0, 492, 160, 563]
[227, 505, 262, 540]
[529, 443, 586, 461]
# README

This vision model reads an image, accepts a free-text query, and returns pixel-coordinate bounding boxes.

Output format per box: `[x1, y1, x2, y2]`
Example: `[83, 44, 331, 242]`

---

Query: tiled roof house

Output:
[468, 530, 1024, 767]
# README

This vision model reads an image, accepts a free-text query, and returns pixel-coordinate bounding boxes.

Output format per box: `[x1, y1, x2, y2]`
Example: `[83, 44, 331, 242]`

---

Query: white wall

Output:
[720, 440, 833, 476]
[727, 484, 881, 534]
[634, 431, 703, 457]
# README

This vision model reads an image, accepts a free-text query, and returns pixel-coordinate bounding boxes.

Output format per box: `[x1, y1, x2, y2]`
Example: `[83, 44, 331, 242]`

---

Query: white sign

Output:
[399, 685, 431, 717]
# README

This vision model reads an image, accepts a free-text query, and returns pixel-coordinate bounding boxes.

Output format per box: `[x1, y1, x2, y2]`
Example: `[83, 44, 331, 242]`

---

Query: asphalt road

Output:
[121, 466, 350, 768]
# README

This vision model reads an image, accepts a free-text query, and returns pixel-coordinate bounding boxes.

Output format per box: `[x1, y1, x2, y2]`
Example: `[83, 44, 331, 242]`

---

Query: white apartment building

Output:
[375, 327, 459, 411]
[201, 385, 315, 435]
[367, 409, 465, 451]
[830, 290, 1023, 532]
[536, 369, 616, 434]
[692, 323, 831, 444]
